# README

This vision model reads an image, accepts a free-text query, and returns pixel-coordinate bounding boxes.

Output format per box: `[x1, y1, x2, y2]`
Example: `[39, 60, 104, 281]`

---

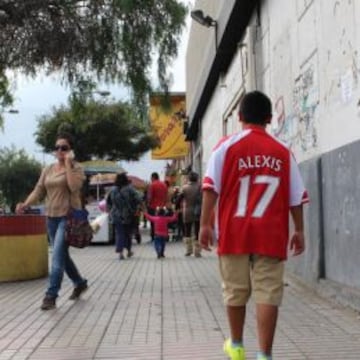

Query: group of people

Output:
[16, 90, 308, 360]
[105, 170, 203, 260]
[147, 171, 204, 257]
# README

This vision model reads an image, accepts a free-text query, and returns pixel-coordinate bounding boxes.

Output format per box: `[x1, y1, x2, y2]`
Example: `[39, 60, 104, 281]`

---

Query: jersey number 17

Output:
[235, 175, 280, 218]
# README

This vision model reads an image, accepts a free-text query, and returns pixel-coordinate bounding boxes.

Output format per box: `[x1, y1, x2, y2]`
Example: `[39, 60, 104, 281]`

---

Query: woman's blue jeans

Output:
[46, 217, 86, 298]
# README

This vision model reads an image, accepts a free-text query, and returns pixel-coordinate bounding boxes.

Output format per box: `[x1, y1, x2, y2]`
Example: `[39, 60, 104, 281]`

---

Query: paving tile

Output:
[1, 230, 360, 359]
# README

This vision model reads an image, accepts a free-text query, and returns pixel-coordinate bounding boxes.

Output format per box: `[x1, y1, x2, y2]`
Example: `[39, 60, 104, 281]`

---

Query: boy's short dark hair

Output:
[239, 91, 272, 125]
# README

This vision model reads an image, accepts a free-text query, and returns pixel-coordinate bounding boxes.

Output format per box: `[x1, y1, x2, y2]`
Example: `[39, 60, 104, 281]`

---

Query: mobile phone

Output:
[68, 150, 75, 160]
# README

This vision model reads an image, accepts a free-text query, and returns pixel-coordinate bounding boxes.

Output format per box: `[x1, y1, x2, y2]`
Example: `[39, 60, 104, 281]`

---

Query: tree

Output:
[35, 89, 159, 161]
[0, 146, 42, 212]
[0, 0, 187, 114]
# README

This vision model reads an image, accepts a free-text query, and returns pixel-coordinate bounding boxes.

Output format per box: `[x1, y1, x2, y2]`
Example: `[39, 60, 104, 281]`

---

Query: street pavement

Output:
[1, 228, 360, 360]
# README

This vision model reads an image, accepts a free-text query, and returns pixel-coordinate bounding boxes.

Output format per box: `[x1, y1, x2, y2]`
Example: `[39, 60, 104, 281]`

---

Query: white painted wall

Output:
[256, 0, 360, 162]
[200, 89, 223, 174]
[186, 0, 223, 118]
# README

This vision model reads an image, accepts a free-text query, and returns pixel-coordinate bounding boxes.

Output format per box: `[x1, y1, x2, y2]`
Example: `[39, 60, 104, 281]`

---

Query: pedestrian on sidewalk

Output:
[199, 91, 309, 360]
[141, 187, 148, 229]
[171, 186, 184, 241]
[107, 172, 142, 260]
[144, 207, 177, 258]
[179, 171, 202, 257]
[16, 132, 88, 310]
[147, 172, 168, 241]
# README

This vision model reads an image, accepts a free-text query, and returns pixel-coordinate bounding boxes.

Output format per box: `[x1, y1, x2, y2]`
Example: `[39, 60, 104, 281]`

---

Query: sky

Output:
[0, 1, 194, 181]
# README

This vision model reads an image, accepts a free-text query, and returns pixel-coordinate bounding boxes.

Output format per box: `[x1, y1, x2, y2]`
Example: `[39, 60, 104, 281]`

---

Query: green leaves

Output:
[0, 0, 187, 110]
[0, 147, 42, 212]
[0, 72, 14, 129]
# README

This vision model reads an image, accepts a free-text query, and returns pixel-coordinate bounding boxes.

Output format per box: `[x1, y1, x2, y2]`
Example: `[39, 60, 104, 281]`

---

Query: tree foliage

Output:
[0, 0, 187, 112]
[0, 146, 42, 212]
[0, 72, 14, 128]
[35, 88, 159, 161]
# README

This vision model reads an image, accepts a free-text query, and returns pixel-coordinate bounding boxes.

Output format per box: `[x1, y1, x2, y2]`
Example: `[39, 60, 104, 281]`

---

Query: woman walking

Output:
[16, 132, 88, 310]
[179, 171, 202, 257]
[107, 173, 142, 260]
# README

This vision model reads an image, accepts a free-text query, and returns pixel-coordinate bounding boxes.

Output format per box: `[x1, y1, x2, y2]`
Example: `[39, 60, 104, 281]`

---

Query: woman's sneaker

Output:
[223, 338, 246, 360]
[40, 295, 56, 310]
[69, 282, 88, 300]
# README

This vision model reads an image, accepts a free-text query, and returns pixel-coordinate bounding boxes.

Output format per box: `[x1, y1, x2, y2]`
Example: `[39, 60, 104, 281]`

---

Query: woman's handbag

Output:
[65, 208, 93, 248]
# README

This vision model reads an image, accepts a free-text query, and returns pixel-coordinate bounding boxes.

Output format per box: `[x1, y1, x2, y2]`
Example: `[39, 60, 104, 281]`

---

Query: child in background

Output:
[145, 207, 177, 258]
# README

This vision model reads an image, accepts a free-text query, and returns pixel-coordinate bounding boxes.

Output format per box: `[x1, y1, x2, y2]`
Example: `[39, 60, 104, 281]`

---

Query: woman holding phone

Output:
[16, 132, 88, 310]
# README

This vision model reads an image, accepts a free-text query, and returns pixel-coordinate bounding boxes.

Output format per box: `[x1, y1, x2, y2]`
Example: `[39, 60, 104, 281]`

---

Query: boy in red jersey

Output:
[199, 91, 309, 360]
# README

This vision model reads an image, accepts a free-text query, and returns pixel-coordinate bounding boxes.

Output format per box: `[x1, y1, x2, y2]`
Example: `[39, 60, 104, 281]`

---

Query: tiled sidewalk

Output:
[1, 231, 360, 360]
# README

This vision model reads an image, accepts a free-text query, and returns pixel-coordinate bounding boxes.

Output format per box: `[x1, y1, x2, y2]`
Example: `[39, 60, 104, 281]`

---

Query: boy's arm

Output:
[289, 204, 305, 256]
[199, 190, 218, 251]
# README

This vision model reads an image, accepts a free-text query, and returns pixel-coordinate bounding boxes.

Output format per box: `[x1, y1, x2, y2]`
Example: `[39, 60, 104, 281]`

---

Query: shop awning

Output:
[80, 160, 125, 174]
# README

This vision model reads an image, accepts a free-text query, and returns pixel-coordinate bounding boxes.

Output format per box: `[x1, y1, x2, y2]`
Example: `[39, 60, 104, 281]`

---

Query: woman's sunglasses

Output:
[54, 145, 70, 152]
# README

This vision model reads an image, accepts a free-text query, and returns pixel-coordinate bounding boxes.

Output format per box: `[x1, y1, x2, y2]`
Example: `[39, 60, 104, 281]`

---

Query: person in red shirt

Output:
[147, 172, 168, 241]
[199, 91, 309, 360]
[145, 208, 177, 258]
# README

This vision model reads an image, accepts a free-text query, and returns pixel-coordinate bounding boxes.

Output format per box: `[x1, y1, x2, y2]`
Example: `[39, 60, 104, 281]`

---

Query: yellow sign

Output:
[150, 93, 189, 159]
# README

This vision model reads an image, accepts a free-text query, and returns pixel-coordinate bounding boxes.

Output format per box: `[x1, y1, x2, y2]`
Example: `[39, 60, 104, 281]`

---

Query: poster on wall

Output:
[149, 93, 189, 160]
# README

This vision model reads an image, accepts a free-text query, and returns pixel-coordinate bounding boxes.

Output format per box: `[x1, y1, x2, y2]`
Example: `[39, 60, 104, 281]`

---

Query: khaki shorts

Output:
[219, 254, 285, 306]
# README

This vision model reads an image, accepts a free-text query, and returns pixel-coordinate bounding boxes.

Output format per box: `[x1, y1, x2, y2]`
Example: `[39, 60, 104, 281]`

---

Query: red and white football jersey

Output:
[203, 126, 309, 259]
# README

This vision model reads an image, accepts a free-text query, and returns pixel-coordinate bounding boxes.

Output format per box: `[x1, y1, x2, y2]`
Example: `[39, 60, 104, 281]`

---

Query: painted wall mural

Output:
[273, 62, 319, 152]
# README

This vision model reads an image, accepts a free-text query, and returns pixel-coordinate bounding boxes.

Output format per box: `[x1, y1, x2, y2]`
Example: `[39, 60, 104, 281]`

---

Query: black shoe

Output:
[41, 295, 56, 310]
[69, 282, 88, 300]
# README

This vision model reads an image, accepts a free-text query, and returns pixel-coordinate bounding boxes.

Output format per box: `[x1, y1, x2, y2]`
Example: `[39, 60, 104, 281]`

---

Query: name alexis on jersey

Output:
[238, 155, 283, 172]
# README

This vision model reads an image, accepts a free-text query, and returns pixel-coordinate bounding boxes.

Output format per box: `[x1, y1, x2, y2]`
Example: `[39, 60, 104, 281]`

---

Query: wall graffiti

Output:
[273, 63, 319, 151]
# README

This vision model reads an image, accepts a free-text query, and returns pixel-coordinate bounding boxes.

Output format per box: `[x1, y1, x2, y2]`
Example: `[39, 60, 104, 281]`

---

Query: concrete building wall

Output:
[200, 44, 247, 172]
[321, 140, 360, 288]
[256, 0, 360, 163]
[286, 157, 323, 283]
[200, 92, 223, 174]
[186, 0, 228, 122]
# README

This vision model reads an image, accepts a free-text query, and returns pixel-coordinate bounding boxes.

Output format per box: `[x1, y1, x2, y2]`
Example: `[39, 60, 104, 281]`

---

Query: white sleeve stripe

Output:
[290, 154, 307, 206]
[205, 130, 252, 195]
